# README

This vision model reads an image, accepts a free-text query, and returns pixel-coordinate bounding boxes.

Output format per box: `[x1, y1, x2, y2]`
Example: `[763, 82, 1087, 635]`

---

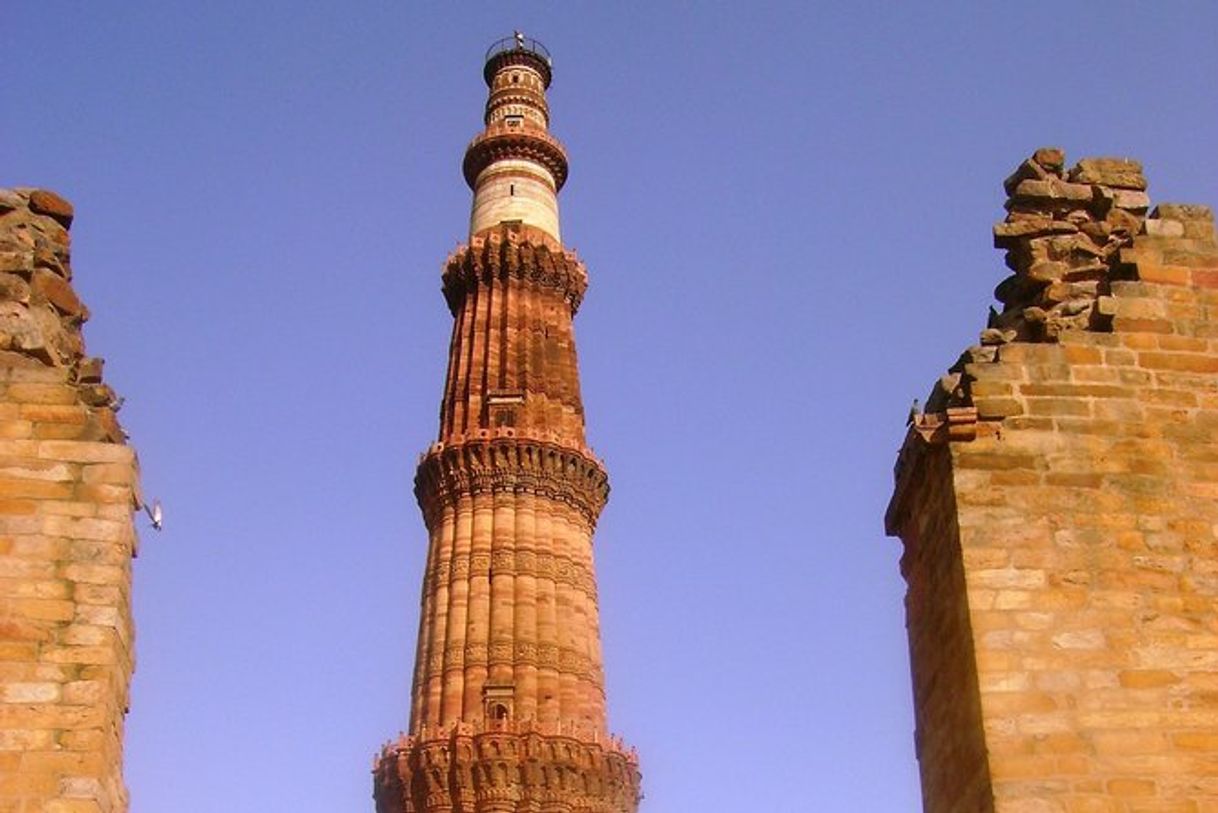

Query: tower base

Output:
[373, 721, 641, 813]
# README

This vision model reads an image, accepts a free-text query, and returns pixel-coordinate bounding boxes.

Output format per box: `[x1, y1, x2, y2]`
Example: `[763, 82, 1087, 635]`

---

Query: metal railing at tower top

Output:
[484, 34, 552, 66]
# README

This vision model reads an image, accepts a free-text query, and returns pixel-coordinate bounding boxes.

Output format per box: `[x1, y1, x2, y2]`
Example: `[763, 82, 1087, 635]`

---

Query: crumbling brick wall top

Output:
[0, 187, 140, 813]
[886, 151, 1218, 812]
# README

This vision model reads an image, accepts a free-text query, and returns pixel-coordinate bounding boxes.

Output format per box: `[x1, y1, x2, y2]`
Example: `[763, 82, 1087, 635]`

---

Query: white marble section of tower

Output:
[463, 37, 568, 244]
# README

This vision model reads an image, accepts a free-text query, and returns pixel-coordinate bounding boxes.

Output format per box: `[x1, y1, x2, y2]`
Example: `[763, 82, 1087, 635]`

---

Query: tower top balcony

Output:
[483, 33, 553, 88]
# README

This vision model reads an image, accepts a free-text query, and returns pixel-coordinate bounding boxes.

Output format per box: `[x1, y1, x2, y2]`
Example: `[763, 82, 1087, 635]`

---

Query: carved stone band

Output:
[374, 727, 641, 813]
[441, 229, 589, 315]
[427, 642, 598, 678]
[415, 437, 609, 528]
[427, 550, 598, 599]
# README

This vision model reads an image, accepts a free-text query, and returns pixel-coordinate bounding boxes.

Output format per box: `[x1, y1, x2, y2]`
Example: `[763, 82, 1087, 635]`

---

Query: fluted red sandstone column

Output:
[373, 36, 640, 813]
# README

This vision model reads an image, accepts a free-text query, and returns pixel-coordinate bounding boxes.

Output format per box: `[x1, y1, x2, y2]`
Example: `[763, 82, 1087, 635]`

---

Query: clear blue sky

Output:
[6, 3, 1216, 811]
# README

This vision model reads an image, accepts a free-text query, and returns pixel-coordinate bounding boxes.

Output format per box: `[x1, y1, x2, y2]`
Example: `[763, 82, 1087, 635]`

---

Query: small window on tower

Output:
[483, 683, 515, 724]
[509, 184, 515, 196]
[487, 392, 524, 429]
[505, 114, 523, 128]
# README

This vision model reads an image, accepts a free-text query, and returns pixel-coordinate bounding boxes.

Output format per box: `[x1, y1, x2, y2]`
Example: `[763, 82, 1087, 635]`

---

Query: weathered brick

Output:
[1021, 383, 1134, 399]
[1137, 264, 1191, 286]
[1026, 398, 1092, 418]
[37, 441, 132, 465]
[58, 729, 106, 752]
[44, 800, 103, 813]
[975, 397, 1026, 419]
[1138, 352, 1218, 373]
[887, 154, 1218, 811]
[19, 402, 87, 426]
[79, 463, 135, 486]
[0, 681, 61, 703]
[0, 728, 57, 750]
[1173, 732, 1218, 751]
[30, 271, 86, 319]
[957, 452, 1041, 471]
[1115, 317, 1177, 334]
[39, 646, 116, 666]
[3, 383, 78, 406]
[1062, 346, 1104, 364]
[26, 190, 74, 228]
[1192, 269, 1218, 288]
[0, 189, 137, 813]
[0, 479, 73, 500]
[10, 598, 75, 622]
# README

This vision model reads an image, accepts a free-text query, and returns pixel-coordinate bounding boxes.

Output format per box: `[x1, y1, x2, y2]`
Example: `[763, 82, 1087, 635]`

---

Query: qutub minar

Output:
[372, 34, 643, 813]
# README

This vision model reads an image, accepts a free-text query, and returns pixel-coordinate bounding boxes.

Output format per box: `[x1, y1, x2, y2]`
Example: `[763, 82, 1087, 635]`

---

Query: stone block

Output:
[0, 275, 31, 304]
[1068, 158, 1147, 190]
[59, 563, 125, 586]
[5, 381, 78, 405]
[79, 463, 137, 486]
[10, 598, 76, 622]
[1112, 189, 1151, 212]
[30, 270, 87, 320]
[1010, 179, 1096, 206]
[1138, 352, 1218, 373]
[45, 802, 104, 813]
[76, 358, 103, 384]
[1153, 203, 1213, 223]
[1135, 263, 1191, 286]
[1004, 158, 1054, 195]
[57, 730, 105, 752]
[26, 190, 74, 229]
[0, 682, 61, 703]
[975, 397, 1025, 419]
[1142, 219, 1185, 238]
[39, 646, 117, 666]
[1033, 147, 1066, 173]
[37, 441, 132, 465]
[0, 728, 58, 754]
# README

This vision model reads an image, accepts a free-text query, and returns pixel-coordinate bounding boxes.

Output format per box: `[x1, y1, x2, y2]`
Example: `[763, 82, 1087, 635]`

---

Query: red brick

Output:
[26, 190, 74, 228]
[1138, 352, 1218, 373]
[1137, 264, 1191, 285]
[1192, 269, 1218, 288]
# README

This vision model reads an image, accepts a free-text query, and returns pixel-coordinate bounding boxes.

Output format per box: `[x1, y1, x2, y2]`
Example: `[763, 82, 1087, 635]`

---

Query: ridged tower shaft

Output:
[374, 35, 641, 813]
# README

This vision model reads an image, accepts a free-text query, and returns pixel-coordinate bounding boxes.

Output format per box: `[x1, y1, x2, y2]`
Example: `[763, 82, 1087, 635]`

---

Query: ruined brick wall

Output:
[0, 189, 140, 812]
[898, 446, 994, 810]
[887, 152, 1218, 811]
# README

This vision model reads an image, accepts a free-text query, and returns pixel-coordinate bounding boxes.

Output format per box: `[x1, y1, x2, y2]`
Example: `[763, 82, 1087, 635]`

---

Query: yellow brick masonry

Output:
[889, 157, 1218, 812]
[0, 190, 140, 813]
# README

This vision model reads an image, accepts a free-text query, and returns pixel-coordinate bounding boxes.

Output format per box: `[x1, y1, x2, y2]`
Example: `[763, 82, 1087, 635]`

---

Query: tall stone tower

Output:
[887, 150, 1218, 811]
[0, 188, 141, 812]
[373, 36, 642, 813]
